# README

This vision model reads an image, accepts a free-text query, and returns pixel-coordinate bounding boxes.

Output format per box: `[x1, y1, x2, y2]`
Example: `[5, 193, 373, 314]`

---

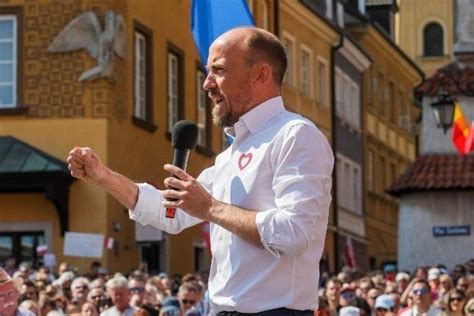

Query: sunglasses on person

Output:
[75, 285, 89, 290]
[449, 296, 464, 303]
[181, 299, 196, 305]
[412, 288, 429, 296]
[130, 287, 145, 293]
[376, 308, 389, 313]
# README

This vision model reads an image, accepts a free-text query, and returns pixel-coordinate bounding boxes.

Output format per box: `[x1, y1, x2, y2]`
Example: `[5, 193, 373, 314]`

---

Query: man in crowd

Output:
[101, 275, 136, 316]
[128, 276, 146, 308]
[0, 268, 35, 316]
[71, 276, 90, 307]
[177, 282, 200, 313]
[67, 26, 333, 315]
[400, 279, 440, 316]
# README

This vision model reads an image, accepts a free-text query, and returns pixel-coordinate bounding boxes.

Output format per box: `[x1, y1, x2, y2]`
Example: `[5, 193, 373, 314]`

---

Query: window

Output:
[336, 154, 362, 214]
[261, 0, 269, 30]
[281, 33, 295, 86]
[317, 58, 328, 106]
[379, 155, 386, 192]
[388, 81, 395, 124]
[367, 149, 374, 191]
[335, 67, 360, 131]
[196, 69, 210, 148]
[167, 48, 182, 133]
[133, 23, 153, 125]
[423, 23, 443, 56]
[0, 15, 17, 108]
[300, 46, 312, 97]
[378, 72, 385, 117]
[0, 232, 45, 267]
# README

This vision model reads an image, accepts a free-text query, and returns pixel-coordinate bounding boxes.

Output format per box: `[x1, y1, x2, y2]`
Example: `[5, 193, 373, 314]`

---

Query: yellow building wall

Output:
[396, 0, 453, 77]
[0, 119, 108, 272]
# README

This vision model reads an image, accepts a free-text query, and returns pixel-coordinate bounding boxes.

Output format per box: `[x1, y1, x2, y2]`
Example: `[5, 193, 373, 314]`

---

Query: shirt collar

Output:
[225, 96, 285, 139]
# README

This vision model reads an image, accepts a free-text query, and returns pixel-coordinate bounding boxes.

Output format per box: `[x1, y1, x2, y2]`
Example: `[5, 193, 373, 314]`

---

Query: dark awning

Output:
[0, 136, 75, 235]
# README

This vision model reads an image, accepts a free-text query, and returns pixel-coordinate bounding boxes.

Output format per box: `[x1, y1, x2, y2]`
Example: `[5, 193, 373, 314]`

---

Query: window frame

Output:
[195, 66, 213, 154]
[166, 43, 184, 134]
[317, 56, 329, 107]
[423, 22, 444, 57]
[132, 21, 156, 132]
[281, 31, 295, 87]
[299, 44, 313, 98]
[0, 7, 23, 113]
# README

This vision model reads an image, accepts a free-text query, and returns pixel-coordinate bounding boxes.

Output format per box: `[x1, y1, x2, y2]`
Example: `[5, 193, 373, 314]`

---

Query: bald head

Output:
[212, 27, 287, 86]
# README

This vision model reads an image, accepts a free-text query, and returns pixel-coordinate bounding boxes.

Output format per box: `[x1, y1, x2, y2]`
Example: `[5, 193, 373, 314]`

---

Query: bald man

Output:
[68, 27, 333, 315]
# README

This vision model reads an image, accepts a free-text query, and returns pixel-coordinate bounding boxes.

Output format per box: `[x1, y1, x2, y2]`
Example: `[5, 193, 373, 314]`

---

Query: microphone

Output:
[166, 120, 198, 218]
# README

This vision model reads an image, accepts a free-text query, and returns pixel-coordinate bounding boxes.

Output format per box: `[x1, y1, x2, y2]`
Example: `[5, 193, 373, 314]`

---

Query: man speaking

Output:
[68, 27, 333, 315]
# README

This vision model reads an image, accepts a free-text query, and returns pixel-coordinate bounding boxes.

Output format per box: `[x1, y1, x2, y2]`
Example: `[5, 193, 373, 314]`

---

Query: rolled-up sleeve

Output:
[255, 123, 333, 257]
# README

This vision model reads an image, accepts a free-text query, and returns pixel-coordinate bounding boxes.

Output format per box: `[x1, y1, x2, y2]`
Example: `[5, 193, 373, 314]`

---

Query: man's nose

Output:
[203, 73, 215, 91]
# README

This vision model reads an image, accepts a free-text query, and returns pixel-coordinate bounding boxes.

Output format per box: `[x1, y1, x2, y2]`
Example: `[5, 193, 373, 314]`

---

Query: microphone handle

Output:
[166, 149, 190, 218]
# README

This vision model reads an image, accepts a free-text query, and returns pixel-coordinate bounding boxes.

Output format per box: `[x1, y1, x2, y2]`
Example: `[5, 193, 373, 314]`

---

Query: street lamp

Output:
[431, 91, 455, 134]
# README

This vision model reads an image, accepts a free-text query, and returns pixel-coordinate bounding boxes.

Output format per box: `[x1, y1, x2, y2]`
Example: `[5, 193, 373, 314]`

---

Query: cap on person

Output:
[160, 305, 181, 316]
[428, 268, 441, 281]
[395, 272, 410, 282]
[339, 306, 360, 316]
[375, 294, 395, 310]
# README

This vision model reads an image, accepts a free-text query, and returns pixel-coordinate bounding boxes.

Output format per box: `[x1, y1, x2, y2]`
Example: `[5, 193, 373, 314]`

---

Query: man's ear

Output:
[254, 63, 272, 85]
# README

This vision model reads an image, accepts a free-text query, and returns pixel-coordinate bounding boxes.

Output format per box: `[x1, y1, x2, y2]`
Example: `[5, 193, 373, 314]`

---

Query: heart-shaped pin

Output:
[238, 153, 253, 170]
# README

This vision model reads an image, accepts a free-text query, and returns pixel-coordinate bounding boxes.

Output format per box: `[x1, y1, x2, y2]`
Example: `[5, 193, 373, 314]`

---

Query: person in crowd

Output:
[88, 287, 106, 308]
[4, 258, 17, 277]
[339, 306, 360, 316]
[71, 276, 90, 307]
[325, 277, 342, 316]
[399, 279, 440, 316]
[339, 285, 357, 309]
[82, 301, 100, 316]
[464, 298, 474, 316]
[19, 280, 39, 303]
[374, 294, 395, 316]
[176, 282, 200, 313]
[428, 268, 441, 298]
[38, 294, 58, 315]
[356, 277, 374, 300]
[18, 299, 39, 315]
[455, 276, 470, 293]
[395, 272, 411, 294]
[0, 268, 35, 316]
[445, 288, 466, 316]
[366, 287, 383, 311]
[129, 276, 146, 308]
[451, 265, 466, 283]
[101, 275, 136, 316]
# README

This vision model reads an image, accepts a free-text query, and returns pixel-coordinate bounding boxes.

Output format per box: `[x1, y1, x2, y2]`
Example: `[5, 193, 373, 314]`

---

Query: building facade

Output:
[347, 4, 424, 268]
[395, 0, 454, 77]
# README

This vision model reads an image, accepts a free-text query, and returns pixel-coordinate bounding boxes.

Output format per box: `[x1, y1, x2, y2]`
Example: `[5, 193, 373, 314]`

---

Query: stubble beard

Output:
[211, 87, 253, 128]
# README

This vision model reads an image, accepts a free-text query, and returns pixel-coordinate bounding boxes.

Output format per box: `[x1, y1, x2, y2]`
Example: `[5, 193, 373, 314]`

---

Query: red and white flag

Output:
[36, 244, 48, 256]
[104, 237, 114, 250]
[344, 236, 357, 268]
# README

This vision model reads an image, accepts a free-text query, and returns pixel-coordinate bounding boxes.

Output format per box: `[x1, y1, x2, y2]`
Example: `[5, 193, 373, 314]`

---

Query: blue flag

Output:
[191, 0, 255, 65]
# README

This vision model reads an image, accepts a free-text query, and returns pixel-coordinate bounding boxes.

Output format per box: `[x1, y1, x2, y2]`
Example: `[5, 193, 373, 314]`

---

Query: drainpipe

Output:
[273, 0, 279, 36]
[331, 30, 343, 273]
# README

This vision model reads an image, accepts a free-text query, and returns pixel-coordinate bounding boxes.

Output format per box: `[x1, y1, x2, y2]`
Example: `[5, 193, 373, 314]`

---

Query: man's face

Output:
[0, 284, 19, 316]
[178, 289, 199, 312]
[20, 284, 38, 302]
[411, 282, 430, 306]
[108, 287, 130, 311]
[128, 279, 145, 307]
[204, 35, 254, 127]
[72, 281, 89, 300]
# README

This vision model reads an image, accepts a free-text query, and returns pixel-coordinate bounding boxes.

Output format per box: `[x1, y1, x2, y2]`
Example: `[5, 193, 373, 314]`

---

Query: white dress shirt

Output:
[130, 96, 334, 314]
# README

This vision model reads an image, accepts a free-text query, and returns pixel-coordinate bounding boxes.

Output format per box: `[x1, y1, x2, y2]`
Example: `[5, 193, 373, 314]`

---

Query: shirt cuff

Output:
[255, 209, 292, 258]
[129, 183, 163, 225]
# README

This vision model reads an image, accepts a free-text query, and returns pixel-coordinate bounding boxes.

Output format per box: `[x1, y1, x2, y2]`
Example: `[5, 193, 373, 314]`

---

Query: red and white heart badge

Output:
[238, 152, 253, 171]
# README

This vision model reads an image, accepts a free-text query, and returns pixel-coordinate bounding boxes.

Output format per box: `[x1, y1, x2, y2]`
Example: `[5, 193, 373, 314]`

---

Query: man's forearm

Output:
[207, 200, 263, 247]
[99, 169, 139, 210]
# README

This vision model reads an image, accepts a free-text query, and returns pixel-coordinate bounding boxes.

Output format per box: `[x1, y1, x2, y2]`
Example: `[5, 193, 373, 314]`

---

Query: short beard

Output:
[212, 105, 239, 127]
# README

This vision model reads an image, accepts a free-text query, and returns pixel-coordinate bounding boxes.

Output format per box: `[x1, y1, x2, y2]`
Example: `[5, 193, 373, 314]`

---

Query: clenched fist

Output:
[67, 147, 110, 186]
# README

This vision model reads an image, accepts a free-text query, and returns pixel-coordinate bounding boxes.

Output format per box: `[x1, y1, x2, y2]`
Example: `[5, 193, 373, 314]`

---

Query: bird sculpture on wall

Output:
[48, 10, 127, 82]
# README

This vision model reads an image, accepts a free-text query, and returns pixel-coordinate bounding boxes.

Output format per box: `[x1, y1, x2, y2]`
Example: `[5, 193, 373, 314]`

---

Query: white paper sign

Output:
[64, 232, 104, 258]
[43, 253, 56, 267]
[135, 222, 163, 242]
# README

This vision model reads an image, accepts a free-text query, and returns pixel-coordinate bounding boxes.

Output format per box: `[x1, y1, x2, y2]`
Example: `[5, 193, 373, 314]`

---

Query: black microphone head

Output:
[171, 120, 198, 150]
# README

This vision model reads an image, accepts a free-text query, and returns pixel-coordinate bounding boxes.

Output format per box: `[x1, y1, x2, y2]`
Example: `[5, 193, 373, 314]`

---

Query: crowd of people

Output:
[0, 258, 473, 316]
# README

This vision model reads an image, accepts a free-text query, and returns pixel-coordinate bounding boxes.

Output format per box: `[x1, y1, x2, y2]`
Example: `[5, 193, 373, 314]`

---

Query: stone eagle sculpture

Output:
[48, 10, 127, 82]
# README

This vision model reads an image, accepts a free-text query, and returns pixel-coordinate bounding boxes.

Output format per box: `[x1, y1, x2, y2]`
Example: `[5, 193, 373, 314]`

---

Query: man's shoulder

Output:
[100, 306, 116, 316]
